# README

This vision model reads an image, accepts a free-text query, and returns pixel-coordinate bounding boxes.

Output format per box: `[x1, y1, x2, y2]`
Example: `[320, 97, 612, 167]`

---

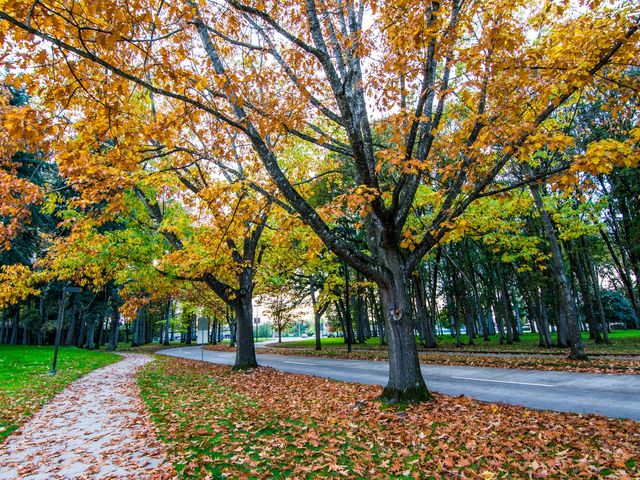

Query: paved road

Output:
[158, 346, 640, 420]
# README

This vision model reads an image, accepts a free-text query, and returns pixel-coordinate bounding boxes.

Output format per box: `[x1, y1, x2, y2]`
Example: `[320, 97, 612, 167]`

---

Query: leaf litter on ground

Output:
[138, 356, 639, 479]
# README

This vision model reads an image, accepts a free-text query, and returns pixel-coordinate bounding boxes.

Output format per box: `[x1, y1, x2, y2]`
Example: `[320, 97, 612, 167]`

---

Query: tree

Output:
[1, 1, 638, 401]
[262, 288, 298, 343]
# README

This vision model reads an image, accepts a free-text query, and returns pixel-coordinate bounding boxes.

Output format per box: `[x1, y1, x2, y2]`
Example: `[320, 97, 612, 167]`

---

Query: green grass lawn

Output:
[0, 345, 120, 442]
[275, 330, 640, 355]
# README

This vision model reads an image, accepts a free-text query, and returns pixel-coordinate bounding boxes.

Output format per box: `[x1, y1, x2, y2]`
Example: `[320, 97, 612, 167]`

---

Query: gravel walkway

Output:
[0, 353, 175, 479]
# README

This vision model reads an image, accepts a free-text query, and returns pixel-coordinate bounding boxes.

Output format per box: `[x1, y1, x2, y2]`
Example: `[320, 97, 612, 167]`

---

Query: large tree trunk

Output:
[530, 182, 587, 359]
[233, 292, 257, 369]
[377, 250, 429, 403]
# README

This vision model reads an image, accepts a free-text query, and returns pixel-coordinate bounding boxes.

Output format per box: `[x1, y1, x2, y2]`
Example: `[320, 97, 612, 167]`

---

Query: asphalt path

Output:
[158, 346, 640, 420]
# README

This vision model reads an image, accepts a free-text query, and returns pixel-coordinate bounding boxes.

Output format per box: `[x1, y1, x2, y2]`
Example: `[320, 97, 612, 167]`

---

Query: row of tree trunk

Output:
[1, 293, 119, 350]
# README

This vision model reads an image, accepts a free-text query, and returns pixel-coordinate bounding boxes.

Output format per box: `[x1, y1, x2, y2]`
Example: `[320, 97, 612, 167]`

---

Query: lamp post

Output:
[50, 285, 82, 375]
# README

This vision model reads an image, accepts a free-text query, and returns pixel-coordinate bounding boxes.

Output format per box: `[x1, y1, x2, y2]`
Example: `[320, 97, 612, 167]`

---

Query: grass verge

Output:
[277, 331, 640, 355]
[117, 341, 185, 354]
[257, 347, 640, 374]
[0, 345, 120, 442]
[138, 357, 639, 479]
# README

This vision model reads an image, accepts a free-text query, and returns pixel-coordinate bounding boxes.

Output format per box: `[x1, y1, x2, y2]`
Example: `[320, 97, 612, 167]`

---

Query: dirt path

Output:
[0, 353, 175, 479]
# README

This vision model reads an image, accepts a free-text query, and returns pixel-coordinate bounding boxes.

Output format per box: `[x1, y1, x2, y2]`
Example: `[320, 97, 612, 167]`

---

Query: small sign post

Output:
[50, 286, 82, 375]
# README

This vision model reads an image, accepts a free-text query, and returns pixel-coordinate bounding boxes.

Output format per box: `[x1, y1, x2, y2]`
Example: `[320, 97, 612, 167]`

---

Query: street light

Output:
[50, 285, 82, 375]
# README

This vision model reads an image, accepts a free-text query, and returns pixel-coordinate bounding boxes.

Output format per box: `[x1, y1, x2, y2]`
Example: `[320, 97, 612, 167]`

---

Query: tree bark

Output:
[537, 288, 554, 347]
[336, 300, 348, 343]
[0, 308, 6, 344]
[64, 297, 79, 346]
[227, 303, 236, 347]
[343, 263, 354, 352]
[355, 282, 367, 344]
[233, 292, 257, 369]
[85, 314, 96, 349]
[186, 313, 194, 345]
[76, 311, 86, 348]
[10, 305, 19, 345]
[377, 249, 429, 403]
[510, 287, 522, 342]
[530, 182, 587, 359]
[412, 272, 436, 348]
[107, 308, 119, 351]
[211, 316, 218, 345]
[495, 262, 514, 344]
[163, 300, 171, 346]
[131, 309, 141, 347]
[569, 241, 602, 343]
[369, 290, 385, 346]
[310, 284, 323, 351]
[586, 255, 610, 344]
[21, 298, 30, 345]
